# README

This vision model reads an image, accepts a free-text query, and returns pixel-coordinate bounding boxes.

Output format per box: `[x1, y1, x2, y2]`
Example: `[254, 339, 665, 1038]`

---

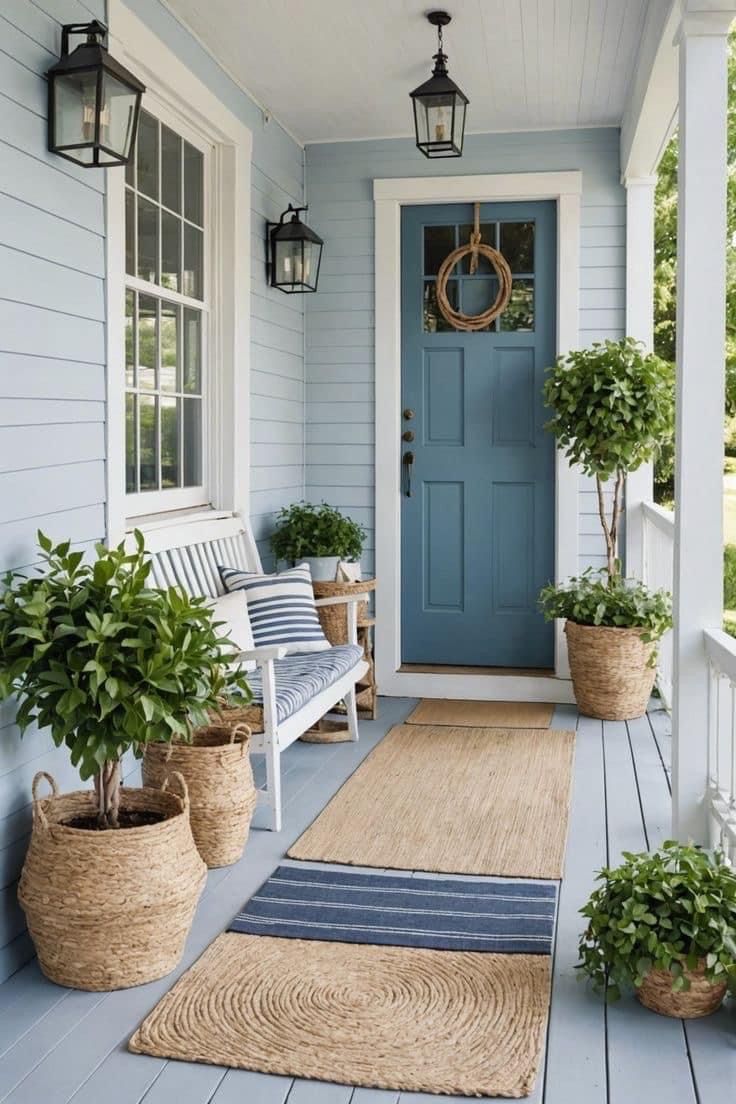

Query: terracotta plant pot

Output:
[19, 771, 206, 991]
[565, 620, 656, 720]
[142, 724, 256, 868]
[637, 962, 727, 1018]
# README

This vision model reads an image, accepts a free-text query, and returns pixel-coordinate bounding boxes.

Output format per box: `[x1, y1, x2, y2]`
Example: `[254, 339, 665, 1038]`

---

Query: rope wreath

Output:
[435, 202, 513, 331]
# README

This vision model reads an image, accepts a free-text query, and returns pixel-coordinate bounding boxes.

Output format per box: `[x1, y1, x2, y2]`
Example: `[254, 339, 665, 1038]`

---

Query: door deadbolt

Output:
[402, 430, 415, 442]
[403, 408, 414, 420]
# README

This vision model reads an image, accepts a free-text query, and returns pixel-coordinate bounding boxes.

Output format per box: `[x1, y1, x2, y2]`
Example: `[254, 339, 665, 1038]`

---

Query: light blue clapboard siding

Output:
[304, 128, 626, 575]
[0, 0, 306, 981]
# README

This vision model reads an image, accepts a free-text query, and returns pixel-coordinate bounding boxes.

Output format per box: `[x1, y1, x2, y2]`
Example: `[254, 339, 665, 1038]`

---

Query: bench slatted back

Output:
[133, 514, 262, 599]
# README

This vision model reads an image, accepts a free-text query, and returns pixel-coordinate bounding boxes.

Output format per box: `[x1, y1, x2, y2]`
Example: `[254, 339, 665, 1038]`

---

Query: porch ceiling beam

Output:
[672, 0, 736, 843]
[620, 0, 680, 182]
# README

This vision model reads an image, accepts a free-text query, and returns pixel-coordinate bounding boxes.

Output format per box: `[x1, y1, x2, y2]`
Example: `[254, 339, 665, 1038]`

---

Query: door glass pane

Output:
[423, 280, 458, 332]
[460, 277, 498, 327]
[499, 279, 534, 331]
[136, 111, 158, 200]
[183, 224, 203, 299]
[160, 303, 179, 392]
[183, 308, 201, 394]
[139, 394, 157, 490]
[137, 197, 159, 284]
[423, 225, 455, 275]
[125, 393, 136, 493]
[458, 223, 496, 273]
[500, 222, 534, 273]
[137, 295, 157, 390]
[160, 396, 180, 488]
[161, 125, 182, 213]
[183, 397, 202, 486]
[184, 141, 204, 226]
[125, 188, 135, 276]
[161, 210, 181, 292]
[125, 290, 135, 387]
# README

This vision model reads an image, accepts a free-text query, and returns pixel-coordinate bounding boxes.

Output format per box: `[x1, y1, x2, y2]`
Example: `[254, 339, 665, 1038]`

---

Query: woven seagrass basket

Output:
[312, 578, 376, 645]
[18, 771, 206, 992]
[142, 724, 256, 868]
[565, 621, 656, 720]
[211, 699, 265, 733]
[637, 962, 727, 1018]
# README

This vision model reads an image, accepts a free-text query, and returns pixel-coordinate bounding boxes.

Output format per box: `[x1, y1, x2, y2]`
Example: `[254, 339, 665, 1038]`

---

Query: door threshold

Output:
[399, 663, 556, 678]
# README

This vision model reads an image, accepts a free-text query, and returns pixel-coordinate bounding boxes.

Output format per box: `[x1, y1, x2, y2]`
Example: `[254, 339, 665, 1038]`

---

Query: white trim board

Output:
[106, 0, 253, 545]
[374, 170, 581, 703]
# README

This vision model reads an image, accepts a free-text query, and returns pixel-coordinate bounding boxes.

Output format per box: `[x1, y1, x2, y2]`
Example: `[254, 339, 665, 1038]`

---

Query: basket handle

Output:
[161, 770, 189, 809]
[31, 771, 59, 829]
[225, 722, 251, 761]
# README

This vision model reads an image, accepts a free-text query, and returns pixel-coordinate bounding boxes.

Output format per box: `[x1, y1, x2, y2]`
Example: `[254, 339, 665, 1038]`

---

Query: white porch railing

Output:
[704, 630, 736, 861]
[641, 501, 675, 709]
[641, 499, 736, 857]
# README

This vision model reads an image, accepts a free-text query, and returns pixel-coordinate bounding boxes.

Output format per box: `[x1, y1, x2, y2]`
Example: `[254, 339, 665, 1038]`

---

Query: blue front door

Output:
[400, 201, 556, 668]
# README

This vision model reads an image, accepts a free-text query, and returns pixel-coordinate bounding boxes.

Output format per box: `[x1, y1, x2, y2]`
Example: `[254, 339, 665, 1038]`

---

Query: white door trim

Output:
[374, 170, 581, 702]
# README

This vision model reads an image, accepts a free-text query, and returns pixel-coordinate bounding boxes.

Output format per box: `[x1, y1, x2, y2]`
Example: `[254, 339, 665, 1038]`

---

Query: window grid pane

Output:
[124, 112, 206, 500]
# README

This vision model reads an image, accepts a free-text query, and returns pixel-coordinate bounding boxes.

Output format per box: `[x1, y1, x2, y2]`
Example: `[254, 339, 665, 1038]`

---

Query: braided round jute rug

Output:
[130, 933, 551, 1098]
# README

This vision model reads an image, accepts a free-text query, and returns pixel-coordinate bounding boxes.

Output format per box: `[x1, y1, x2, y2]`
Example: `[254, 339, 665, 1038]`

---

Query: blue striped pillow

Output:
[218, 563, 330, 654]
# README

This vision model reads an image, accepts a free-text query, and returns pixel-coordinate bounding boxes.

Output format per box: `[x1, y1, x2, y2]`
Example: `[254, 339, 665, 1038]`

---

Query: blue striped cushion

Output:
[218, 563, 330, 654]
[244, 645, 364, 723]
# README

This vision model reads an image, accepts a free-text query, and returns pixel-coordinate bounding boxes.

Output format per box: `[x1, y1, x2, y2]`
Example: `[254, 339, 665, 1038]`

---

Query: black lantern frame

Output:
[267, 205, 324, 294]
[47, 20, 145, 169]
[410, 11, 469, 159]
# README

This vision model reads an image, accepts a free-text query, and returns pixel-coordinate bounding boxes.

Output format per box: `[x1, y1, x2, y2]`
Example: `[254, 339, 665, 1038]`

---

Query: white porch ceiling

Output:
[163, 0, 652, 144]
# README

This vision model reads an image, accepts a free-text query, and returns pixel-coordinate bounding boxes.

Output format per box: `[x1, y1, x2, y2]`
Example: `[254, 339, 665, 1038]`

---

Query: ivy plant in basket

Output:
[0, 531, 250, 991]
[578, 842, 736, 1019]
[539, 338, 674, 720]
[271, 501, 366, 581]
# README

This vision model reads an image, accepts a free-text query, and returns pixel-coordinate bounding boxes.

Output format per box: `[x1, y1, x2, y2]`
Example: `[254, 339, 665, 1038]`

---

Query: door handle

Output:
[402, 450, 415, 497]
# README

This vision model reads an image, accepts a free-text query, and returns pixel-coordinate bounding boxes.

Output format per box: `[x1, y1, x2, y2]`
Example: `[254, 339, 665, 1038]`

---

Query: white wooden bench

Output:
[138, 513, 370, 830]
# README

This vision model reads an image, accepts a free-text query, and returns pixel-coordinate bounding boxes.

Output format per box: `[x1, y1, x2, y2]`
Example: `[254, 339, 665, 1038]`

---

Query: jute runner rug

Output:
[130, 932, 552, 1098]
[288, 724, 575, 879]
[406, 698, 554, 728]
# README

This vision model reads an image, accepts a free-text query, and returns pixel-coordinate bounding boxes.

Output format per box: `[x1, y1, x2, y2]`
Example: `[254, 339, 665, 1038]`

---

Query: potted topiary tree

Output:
[0, 531, 249, 991]
[578, 842, 736, 1018]
[270, 501, 366, 581]
[539, 338, 674, 719]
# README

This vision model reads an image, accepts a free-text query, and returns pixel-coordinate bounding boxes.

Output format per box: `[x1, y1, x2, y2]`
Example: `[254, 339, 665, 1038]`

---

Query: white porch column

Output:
[672, 3, 735, 842]
[624, 177, 656, 579]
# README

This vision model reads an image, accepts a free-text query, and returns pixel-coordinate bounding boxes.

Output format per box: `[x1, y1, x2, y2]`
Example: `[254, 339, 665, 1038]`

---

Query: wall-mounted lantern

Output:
[410, 11, 468, 159]
[47, 21, 145, 168]
[267, 205, 324, 294]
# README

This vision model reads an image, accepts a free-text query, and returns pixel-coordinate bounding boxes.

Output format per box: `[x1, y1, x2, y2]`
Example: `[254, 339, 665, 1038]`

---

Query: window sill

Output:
[126, 505, 234, 535]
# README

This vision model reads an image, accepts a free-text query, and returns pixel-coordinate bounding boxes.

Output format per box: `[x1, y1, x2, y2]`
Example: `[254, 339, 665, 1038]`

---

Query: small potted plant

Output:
[0, 532, 249, 991]
[578, 842, 736, 1018]
[270, 501, 366, 581]
[540, 338, 674, 719]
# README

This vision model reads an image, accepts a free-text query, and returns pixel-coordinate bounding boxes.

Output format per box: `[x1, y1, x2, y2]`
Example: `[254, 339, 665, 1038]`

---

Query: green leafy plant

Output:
[271, 502, 365, 563]
[578, 842, 736, 1001]
[0, 532, 250, 828]
[544, 338, 674, 576]
[539, 570, 672, 654]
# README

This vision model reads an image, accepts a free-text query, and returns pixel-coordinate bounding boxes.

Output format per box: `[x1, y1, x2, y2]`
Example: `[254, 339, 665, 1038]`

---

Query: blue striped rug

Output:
[229, 865, 558, 954]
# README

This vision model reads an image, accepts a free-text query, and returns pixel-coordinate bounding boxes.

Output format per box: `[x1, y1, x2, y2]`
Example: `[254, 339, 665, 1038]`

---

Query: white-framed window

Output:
[105, 0, 252, 545]
[124, 102, 211, 516]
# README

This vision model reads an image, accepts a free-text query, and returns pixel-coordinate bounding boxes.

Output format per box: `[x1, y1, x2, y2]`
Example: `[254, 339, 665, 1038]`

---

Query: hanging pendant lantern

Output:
[47, 21, 145, 168]
[410, 11, 468, 159]
[268, 205, 324, 294]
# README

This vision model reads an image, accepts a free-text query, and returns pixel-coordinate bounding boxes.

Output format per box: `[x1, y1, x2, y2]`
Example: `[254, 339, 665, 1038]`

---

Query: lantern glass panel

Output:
[53, 70, 99, 163]
[100, 70, 139, 161]
[276, 239, 303, 287]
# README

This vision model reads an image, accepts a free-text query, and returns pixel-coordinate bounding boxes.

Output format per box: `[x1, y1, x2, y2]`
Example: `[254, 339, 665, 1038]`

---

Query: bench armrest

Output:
[236, 645, 288, 663]
[314, 592, 371, 608]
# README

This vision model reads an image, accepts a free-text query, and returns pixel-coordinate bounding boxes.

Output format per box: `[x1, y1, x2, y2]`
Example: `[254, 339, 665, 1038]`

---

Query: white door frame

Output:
[374, 171, 582, 703]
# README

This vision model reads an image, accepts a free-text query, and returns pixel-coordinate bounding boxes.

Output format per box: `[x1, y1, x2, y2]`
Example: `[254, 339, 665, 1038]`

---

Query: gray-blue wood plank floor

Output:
[0, 697, 733, 1103]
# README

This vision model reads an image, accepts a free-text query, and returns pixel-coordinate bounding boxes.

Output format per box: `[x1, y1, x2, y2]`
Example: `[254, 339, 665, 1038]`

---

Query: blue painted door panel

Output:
[400, 202, 556, 667]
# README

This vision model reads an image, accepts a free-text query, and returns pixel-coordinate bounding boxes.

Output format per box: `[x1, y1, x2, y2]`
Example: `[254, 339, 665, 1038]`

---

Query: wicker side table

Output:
[301, 579, 377, 742]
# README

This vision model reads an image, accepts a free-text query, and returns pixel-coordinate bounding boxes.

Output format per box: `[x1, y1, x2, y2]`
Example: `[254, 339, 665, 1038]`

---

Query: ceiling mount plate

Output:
[426, 10, 452, 28]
